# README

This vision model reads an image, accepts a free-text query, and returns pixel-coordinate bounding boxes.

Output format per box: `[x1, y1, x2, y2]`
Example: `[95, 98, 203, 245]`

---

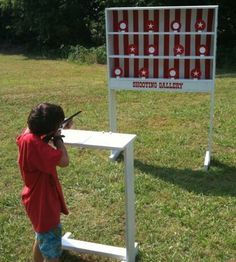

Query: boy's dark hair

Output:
[27, 103, 65, 135]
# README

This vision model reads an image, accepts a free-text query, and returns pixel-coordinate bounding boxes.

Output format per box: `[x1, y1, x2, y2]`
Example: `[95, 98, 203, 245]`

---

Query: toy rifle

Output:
[43, 110, 82, 143]
[61, 110, 82, 128]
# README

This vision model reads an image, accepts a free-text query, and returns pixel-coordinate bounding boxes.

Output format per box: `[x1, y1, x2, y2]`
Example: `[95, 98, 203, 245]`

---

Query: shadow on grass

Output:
[61, 250, 103, 262]
[135, 158, 236, 197]
[61, 250, 141, 262]
[61, 251, 84, 262]
[0, 45, 62, 60]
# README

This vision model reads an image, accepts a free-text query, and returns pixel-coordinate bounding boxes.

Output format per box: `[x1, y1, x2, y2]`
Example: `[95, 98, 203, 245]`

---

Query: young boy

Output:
[16, 103, 71, 262]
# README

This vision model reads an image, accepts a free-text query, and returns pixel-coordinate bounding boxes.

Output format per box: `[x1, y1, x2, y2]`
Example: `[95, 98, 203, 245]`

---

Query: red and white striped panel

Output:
[109, 8, 215, 80]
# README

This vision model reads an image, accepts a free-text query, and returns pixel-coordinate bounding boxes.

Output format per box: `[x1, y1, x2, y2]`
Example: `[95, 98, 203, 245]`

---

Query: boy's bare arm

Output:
[54, 139, 69, 167]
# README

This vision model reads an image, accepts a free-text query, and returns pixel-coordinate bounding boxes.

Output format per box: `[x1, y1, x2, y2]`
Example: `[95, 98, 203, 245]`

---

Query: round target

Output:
[168, 68, 177, 78]
[118, 20, 128, 32]
[171, 20, 181, 31]
[113, 67, 123, 77]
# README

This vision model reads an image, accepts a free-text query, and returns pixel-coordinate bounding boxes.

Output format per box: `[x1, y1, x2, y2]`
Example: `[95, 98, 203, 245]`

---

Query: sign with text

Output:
[106, 6, 218, 93]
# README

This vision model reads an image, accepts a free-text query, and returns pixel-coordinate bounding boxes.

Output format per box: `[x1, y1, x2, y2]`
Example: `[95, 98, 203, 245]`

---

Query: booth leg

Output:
[109, 149, 122, 161]
[204, 150, 210, 171]
[124, 143, 138, 262]
[108, 90, 121, 160]
[204, 89, 215, 170]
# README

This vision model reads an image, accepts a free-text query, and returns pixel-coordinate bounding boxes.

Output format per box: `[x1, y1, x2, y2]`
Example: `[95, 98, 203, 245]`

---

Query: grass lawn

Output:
[0, 52, 235, 262]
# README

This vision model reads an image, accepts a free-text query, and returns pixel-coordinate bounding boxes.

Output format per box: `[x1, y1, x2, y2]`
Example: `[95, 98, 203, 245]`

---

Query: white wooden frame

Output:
[105, 6, 218, 170]
[61, 129, 138, 262]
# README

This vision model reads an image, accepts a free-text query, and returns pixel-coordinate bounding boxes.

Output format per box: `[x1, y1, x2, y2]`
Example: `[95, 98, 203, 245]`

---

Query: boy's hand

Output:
[54, 129, 62, 136]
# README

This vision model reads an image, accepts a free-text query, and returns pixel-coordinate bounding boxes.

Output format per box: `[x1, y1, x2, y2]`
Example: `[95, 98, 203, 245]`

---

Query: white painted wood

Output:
[204, 150, 210, 170]
[109, 55, 214, 59]
[108, 32, 215, 35]
[62, 235, 139, 261]
[61, 129, 136, 150]
[63, 232, 72, 239]
[124, 143, 136, 262]
[62, 237, 126, 260]
[201, 6, 218, 168]
[108, 89, 119, 159]
[106, 6, 218, 11]
[106, 6, 218, 167]
[106, 8, 116, 143]
[61, 129, 138, 261]
[205, 6, 218, 168]
[109, 78, 213, 93]
[109, 149, 122, 161]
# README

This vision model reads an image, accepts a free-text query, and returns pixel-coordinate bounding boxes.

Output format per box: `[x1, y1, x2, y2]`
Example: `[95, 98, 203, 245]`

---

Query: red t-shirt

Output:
[16, 131, 69, 233]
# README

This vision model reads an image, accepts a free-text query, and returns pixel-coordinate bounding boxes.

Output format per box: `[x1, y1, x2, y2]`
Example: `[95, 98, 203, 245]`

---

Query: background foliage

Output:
[0, 1, 236, 52]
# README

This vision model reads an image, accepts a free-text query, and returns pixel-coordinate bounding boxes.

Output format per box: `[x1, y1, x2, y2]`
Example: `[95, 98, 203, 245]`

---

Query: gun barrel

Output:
[62, 110, 82, 124]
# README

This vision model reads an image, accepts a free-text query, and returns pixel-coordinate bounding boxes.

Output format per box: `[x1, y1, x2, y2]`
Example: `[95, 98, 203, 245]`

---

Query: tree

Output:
[0, 0, 236, 53]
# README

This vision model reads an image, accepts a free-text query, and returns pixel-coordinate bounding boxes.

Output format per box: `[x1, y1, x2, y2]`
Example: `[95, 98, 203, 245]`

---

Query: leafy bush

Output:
[95, 45, 107, 64]
[67, 44, 106, 64]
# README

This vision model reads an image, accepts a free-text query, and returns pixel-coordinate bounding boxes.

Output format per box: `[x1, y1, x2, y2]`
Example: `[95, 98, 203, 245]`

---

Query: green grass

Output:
[0, 53, 235, 262]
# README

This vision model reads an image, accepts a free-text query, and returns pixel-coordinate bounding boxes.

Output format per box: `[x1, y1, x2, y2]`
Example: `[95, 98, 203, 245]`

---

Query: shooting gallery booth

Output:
[61, 5, 218, 262]
[106, 5, 218, 170]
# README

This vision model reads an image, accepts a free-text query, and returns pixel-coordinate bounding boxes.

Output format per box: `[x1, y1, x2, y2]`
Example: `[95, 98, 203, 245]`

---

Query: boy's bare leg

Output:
[33, 240, 44, 262]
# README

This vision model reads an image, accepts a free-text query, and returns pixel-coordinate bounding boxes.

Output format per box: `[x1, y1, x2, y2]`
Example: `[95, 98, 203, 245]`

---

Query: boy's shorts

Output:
[35, 224, 62, 259]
